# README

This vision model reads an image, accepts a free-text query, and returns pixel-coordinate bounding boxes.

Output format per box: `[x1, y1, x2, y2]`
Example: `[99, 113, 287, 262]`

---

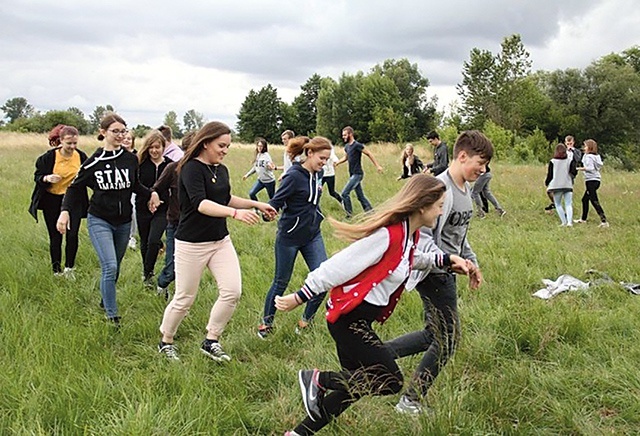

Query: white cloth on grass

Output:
[532, 274, 590, 299]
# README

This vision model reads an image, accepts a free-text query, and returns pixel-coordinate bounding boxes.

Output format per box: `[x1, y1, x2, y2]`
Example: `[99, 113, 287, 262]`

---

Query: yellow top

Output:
[48, 150, 81, 195]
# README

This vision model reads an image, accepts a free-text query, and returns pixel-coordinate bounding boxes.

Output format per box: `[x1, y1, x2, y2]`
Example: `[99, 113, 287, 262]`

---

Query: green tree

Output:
[316, 73, 364, 144]
[163, 111, 183, 139]
[291, 74, 322, 136]
[1, 97, 34, 123]
[236, 84, 284, 143]
[183, 109, 205, 132]
[90, 105, 114, 132]
[132, 124, 152, 138]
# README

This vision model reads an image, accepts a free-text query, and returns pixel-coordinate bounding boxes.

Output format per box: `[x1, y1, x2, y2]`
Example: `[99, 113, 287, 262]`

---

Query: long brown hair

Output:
[553, 143, 567, 159]
[138, 130, 167, 164]
[178, 121, 231, 172]
[331, 174, 446, 242]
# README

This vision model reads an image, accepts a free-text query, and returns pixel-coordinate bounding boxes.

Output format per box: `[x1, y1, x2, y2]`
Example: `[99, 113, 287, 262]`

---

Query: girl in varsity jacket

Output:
[275, 174, 469, 436]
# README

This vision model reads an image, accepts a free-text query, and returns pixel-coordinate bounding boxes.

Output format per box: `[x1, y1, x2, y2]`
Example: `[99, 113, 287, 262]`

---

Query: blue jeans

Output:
[157, 222, 176, 289]
[249, 180, 275, 201]
[341, 174, 372, 216]
[262, 232, 328, 326]
[87, 214, 130, 318]
[553, 190, 573, 225]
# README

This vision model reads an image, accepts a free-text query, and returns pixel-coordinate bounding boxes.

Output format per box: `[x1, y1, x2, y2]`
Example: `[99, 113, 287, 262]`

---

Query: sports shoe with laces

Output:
[63, 267, 76, 280]
[128, 237, 137, 250]
[497, 209, 506, 217]
[200, 339, 231, 362]
[158, 342, 180, 361]
[395, 394, 423, 414]
[156, 285, 169, 301]
[257, 324, 273, 339]
[544, 203, 556, 211]
[298, 369, 324, 422]
[598, 222, 610, 228]
[574, 219, 587, 224]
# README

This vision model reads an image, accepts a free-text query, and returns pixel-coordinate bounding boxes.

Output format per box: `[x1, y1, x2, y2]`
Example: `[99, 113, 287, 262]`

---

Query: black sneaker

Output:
[158, 342, 180, 361]
[544, 203, 556, 211]
[298, 369, 324, 422]
[200, 339, 231, 362]
[108, 316, 121, 331]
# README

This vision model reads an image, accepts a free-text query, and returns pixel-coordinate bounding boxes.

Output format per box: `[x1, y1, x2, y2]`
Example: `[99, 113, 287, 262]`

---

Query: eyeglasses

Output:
[108, 129, 128, 135]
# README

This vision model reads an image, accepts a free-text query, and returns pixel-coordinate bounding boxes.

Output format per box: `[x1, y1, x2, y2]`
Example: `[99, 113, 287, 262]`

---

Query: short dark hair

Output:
[158, 125, 172, 142]
[453, 130, 494, 161]
[426, 131, 439, 140]
[342, 126, 354, 135]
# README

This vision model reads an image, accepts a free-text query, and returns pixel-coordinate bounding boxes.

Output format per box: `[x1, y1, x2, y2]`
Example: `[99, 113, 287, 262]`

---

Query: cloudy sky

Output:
[1, 0, 638, 130]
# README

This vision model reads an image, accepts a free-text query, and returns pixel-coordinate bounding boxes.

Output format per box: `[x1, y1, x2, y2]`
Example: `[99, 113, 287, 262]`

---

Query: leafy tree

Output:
[236, 84, 284, 143]
[316, 73, 363, 144]
[163, 111, 183, 138]
[291, 74, 322, 136]
[183, 109, 205, 132]
[1, 97, 34, 123]
[132, 124, 152, 138]
[90, 105, 114, 132]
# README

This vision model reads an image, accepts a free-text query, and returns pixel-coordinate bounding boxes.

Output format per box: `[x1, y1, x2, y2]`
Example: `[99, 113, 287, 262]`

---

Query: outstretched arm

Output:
[362, 148, 383, 173]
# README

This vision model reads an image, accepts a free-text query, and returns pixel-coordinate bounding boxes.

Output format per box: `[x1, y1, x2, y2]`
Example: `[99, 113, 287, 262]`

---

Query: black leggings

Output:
[136, 211, 167, 278]
[321, 176, 343, 203]
[581, 180, 607, 222]
[295, 302, 402, 435]
[42, 201, 81, 273]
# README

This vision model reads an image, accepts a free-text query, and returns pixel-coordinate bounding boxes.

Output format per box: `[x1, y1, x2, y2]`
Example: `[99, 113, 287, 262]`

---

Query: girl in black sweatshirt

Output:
[57, 113, 149, 325]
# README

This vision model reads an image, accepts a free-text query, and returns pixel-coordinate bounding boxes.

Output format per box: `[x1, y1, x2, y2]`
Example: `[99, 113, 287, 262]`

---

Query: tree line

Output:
[3, 34, 638, 168]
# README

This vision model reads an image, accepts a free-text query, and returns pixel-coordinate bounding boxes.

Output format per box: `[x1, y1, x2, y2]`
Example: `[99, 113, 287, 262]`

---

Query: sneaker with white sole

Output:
[598, 222, 610, 228]
[128, 237, 137, 250]
[200, 339, 231, 362]
[395, 394, 423, 414]
[257, 324, 273, 340]
[156, 285, 169, 301]
[298, 369, 324, 422]
[158, 342, 180, 361]
[63, 267, 76, 280]
[574, 219, 587, 224]
[497, 209, 506, 217]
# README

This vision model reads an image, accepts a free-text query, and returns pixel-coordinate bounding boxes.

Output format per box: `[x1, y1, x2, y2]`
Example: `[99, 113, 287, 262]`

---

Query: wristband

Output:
[294, 293, 302, 305]
[232, 209, 238, 219]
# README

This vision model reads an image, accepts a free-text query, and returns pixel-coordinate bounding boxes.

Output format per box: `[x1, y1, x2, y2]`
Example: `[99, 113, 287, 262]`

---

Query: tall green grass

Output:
[1, 133, 640, 434]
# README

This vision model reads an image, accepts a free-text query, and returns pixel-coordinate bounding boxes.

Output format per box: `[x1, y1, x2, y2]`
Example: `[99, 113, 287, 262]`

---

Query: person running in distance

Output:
[397, 143, 424, 180]
[385, 130, 493, 415]
[545, 143, 577, 227]
[157, 122, 277, 361]
[320, 141, 343, 204]
[424, 131, 448, 176]
[30, 125, 88, 278]
[57, 113, 150, 327]
[275, 174, 469, 435]
[471, 163, 506, 219]
[243, 137, 276, 200]
[258, 136, 332, 338]
[335, 126, 383, 218]
[575, 139, 609, 228]
[277, 129, 296, 182]
[136, 130, 172, 287]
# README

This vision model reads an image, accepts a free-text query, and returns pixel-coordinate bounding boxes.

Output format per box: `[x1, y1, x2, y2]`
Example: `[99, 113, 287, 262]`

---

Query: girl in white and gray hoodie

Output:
[576, 139, 609, 227]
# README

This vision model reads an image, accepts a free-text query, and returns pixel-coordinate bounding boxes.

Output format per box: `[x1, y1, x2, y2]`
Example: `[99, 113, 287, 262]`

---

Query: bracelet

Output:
[294, 293, 302, 304]
[232, 209, 238, 219]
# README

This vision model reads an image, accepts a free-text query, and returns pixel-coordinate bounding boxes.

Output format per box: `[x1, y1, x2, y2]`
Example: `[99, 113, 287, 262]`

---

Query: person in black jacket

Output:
[397, 143, 424, 180]
[258, 136, 332, 338]
[424, 131, 449, 176]
[29, 125, 88, 277]
[57, 113, 150, 326]
[136, 130, 172, 286]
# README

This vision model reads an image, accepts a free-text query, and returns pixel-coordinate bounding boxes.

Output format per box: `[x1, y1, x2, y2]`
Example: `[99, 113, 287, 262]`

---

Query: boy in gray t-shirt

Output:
[386, 130, 494, 413]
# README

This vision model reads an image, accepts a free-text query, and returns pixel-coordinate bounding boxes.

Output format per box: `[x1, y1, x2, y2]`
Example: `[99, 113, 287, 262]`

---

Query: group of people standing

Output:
[545, 135, 609, 228]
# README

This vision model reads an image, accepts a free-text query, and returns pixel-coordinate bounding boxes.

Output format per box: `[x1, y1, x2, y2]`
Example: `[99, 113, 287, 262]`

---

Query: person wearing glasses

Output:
[57, 112, 150, 327]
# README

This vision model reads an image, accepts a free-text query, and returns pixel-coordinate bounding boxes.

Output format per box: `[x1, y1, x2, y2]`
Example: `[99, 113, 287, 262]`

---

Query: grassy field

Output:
[1, 131, 640, 435]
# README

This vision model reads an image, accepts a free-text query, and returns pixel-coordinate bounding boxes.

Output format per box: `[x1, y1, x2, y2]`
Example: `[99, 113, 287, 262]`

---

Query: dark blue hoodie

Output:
[269, 162, 324, 245]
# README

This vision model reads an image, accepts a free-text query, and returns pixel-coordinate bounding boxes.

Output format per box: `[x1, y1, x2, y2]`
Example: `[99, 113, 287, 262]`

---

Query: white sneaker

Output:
[574, 219, 587, 224]
[395, 394, 423, 415]
[598, 222, 610, 228]
[63, 267, 76, 280]
[128, 237, 137, 249]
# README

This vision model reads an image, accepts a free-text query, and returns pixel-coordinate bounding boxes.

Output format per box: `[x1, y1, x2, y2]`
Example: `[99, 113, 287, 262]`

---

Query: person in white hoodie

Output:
[575, 139, 609, 227]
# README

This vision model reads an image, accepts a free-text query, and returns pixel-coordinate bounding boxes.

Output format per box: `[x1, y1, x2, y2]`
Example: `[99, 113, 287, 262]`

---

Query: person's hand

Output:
[467, 261, 483, 289]
[256, 203, 278, 221]
[376, 165, 384, 174]
[242, 175, 248, 180]
[232, 209, 260, 225]
[148, 192, 162, 213]
[267, 162, 276, 170]
[449, 255, 469, 275]
[396, 175, 402, 181]
[56, 211, 70, 234]
[277, 174, 284, 182]
[46, 174, 62, 183]
[275, 294, 301, 312]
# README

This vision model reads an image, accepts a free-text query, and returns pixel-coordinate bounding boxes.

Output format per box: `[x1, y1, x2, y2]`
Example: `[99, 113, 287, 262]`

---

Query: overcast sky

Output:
[1, 0, 638, 130]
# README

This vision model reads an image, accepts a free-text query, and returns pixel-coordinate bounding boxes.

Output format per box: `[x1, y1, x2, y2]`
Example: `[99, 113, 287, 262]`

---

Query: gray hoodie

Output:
[582, 154, 603, 182]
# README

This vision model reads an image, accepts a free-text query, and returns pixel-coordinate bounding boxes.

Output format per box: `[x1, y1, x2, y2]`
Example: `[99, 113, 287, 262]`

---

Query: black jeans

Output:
[136, 211, 167, 279]
[42, 198, 81, 273]
[294, 302, 403, 435]
[385, 273, 459, 401]
[581, 180, 607, 222]
[321, 175, 343, 203]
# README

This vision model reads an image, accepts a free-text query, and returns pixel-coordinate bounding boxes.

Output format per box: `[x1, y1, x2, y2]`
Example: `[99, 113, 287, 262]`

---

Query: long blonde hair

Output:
[138, 130, 167, 164]
[331, 174, 446, 242]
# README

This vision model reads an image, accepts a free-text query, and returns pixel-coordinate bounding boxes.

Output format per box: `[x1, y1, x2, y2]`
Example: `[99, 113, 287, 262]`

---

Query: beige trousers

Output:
[160, 236, 242, 340]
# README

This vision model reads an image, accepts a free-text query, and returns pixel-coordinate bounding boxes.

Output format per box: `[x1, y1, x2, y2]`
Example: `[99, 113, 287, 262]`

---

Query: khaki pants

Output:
[160, 236, 241, 340]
